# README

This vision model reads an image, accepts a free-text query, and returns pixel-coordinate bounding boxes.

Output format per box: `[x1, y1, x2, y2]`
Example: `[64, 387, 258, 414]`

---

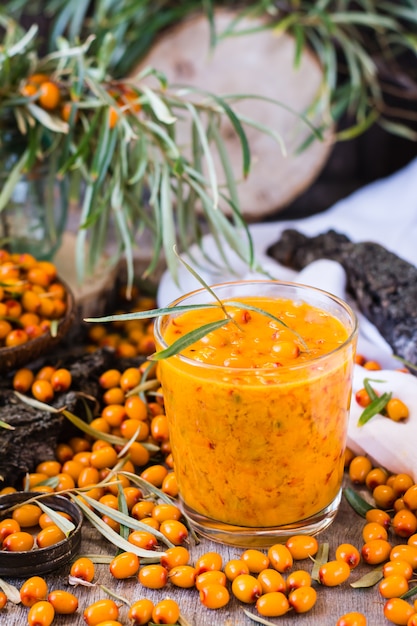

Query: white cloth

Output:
[157, 156, 417, 480]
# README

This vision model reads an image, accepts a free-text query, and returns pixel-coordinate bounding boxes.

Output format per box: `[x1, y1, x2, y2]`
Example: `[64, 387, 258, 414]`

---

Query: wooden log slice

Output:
[132, 9, 333, 219]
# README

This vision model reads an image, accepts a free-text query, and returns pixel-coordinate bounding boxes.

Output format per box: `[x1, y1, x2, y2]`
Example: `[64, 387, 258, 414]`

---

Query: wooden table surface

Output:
[2, 478, 401, 626]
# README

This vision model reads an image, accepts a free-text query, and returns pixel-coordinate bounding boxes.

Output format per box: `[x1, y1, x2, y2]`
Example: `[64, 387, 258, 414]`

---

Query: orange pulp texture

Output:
[157, 296, 356, 528]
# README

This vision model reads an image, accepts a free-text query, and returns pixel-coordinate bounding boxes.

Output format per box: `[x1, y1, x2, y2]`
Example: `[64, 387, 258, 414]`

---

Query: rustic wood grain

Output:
[2, 478, 395, 625]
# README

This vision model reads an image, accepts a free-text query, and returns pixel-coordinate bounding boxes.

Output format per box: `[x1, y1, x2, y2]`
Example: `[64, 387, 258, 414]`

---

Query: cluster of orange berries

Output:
[345, 451, 417, 625]
[87, 289, 156, 358]
[0, 503, 73, 553]
[0, 250, 67, 349]
[13, 364, 72, 403]
[20, 74, 62, 112]
[354, 354, 410, 422]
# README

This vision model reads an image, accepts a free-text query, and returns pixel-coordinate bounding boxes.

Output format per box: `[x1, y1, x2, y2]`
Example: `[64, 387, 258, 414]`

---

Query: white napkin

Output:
[157, 156, 417, 480]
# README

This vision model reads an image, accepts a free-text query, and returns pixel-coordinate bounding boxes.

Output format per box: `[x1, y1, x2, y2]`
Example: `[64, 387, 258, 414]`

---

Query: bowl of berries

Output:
[0, 250, 76, 373]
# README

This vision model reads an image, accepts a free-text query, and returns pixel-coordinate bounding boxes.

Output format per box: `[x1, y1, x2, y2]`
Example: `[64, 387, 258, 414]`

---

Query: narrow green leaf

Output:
[37, 501, 76, 537]
[0, 420, 15, 430]
[401, 584, 417, 600]
[350, 566, 383, 588]
[142, 85, 176, 124]
[343, 487, 373, 517]
[84, 303, 219, 324]
[363, 378, 384, 402]
[78, 493, 174, 548]
[70, 495, 167, 559]
[311, 542, 329, 581]
[357, 392, 392, 426]
[151, 318, 232, 361]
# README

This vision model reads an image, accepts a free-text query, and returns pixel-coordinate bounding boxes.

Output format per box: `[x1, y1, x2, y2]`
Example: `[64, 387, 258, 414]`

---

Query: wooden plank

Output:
[2, 479, 391, 625]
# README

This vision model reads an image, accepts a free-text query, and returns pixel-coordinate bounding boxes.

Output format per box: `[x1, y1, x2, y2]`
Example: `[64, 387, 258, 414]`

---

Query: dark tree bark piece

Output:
[0, 349, 144, 487]
[267, 229, 417, 366]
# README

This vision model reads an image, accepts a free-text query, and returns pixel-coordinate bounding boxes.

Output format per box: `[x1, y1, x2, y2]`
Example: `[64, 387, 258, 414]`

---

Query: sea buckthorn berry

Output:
[124, 395, 148, 421]
[90, 446, 118, 470]
[386, 398, 409, 421]
[336, 612, 367, 626]
[70, 556, 95, 582]
[286, 569, 311, 592]
[364, 359, 381, 371]
[169, 565, 197, 588]
[47, 590, 78, 614]
[3, 530, 35, 552]
[344, 447, 355, 468]
[383, 560, 413, 580]
[240, 549, 270, 573]
[384, 598, 415, 625]
[13, 368, 35, 393]
[120, 367, 141, 391]
[395, 498, 407, 513]
[286, 534, 318, 560]
[138, 564, 168, 589]
[12, 502, 42, 527]
[349, 455, 373, 484]
[257, 568, 286, 593]
[140, 464, 168, 487]
[31, 379, 54, 403]
[101, 404, 126, 428]
[131, 500, 155, 520]
[335, 542, 361, 569]
[150, 415, 170, 441]
[392, 509, 417, 538]
[36, 460, 61, 477]
[0, 517, 20, 542]
[255, 591, 291, 618]
[152, 503, 182, 523]
[407, 614, 417, 626]
[159, 519, 188, 545]
[35, 366, 56, 381]
[362, 539, 392, 565]
[109, 551, 140, 579]
[195, 551, 223, 574]
[379, 574, 409, 599]
[5, 329, 28, 347]
[267, 543, 293, 573]
[373, 484, 396, 509]
[99, 369, 122, 390]
[404, 485, 417, 511]
[125, 530, 155, 550]
[83, 599, 119, 625]
[27, 600, 55, 626]
[152, 598, 180, 624]
[224, 559, 250, 581]
[199, 583, 230, 609]
[120, 418, 149, 441]
[366, 467, 388, 490]
[160, 545, 190, 570]
[50, 368, 72, 392]
[318, 560, 351, 586]
[288, 585, 317, 613]
[195, 570, 226, 590]
[36, 524, 66, 548]
[0, 591, 6, 609]
[125, 442, 150, 467]
[362, 521, 388, 542]
[161, 472, 178, 497]
[77, 466, 100, 488]
[355, 387, 372, 407]
[232, 574, 263, 603]
[38, 80, 60, 110]
[103, 387, 125, 405]
[392, 474, 414, 497]
[20, 576, 49, 606]
[365, 508, 391, 529]
[390, 545, 417, 570]
[408, 534, 417, 547]
[128, 598, 154, 625]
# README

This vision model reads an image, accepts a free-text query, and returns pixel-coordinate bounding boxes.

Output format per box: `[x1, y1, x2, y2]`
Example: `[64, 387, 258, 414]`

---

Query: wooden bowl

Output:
[0, 278, 76, 374]
[0, 491, 83, 577]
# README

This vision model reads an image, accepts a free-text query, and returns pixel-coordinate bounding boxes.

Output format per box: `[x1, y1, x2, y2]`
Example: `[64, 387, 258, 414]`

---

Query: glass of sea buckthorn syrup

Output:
[154, 280, 358, 546]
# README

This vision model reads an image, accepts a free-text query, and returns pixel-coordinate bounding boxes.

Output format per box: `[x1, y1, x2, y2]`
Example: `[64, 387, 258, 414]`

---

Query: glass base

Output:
[182, 490, 342, 548]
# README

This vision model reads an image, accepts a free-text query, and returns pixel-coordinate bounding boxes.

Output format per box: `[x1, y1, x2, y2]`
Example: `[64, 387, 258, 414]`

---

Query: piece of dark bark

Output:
[0, 349, 144, 487]
[267, 228, 417, 367]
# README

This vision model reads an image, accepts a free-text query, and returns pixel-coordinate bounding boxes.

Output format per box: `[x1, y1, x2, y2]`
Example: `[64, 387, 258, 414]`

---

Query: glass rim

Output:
[154, 279, 359, 373]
